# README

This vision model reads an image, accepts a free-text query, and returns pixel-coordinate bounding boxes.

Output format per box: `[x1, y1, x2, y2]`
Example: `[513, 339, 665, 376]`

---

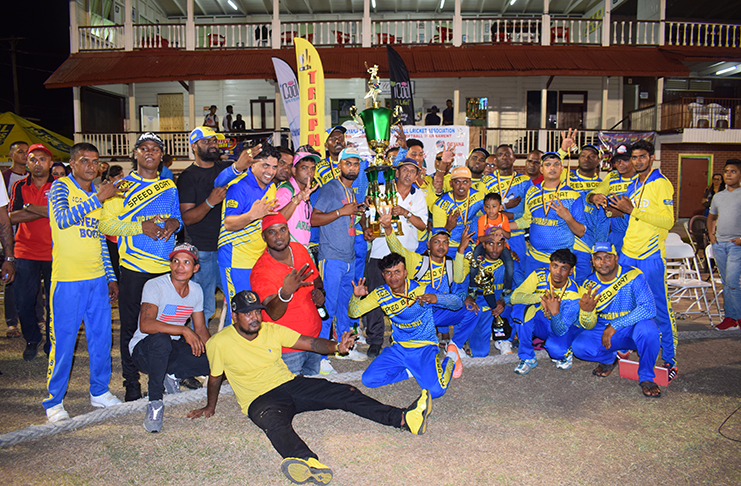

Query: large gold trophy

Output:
[350, 63, 404, 237]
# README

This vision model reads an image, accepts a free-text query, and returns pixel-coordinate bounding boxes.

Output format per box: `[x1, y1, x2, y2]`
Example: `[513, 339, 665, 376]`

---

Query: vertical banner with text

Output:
[294, 38, 326, 152]
[271, 57, 302, 142]
[386, 45, 415, 125]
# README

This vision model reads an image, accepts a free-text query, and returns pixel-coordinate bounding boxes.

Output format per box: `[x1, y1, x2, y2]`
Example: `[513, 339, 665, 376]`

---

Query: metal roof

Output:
[45, 44, 689, 88]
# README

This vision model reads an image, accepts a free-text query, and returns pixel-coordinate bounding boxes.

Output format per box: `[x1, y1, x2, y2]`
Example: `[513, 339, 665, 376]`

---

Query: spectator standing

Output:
[204, 105, 219, 131]
[51, 162, 67, 179]
[425, 106, 441, 126]
[702, 173, 725, 216]
[442, 99, 454, 125]
[9, 143, 55, 361]
[224, 105, 234, 132]
[0, 167, 16, 335]
[100, 132, 183, 401]
[3, 141, 29, 196]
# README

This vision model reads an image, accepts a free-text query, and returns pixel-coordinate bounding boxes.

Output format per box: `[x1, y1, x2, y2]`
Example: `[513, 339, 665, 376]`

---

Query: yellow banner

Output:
[294, 38, 326, 152]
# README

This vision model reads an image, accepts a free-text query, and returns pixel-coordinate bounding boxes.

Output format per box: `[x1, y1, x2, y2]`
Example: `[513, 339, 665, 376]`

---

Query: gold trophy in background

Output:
[350, 63, 404, 236]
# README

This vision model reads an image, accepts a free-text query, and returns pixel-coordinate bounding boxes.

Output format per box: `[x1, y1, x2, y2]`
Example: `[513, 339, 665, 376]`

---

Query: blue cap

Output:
[328, 125, 347, 136]
[591, 242, 618, 255]
[581, 144, 601, 155]
[339, 147, 362, 161]
[396, 157, 419, 169]
[541, 152, 562, 162]
[430, 227, 451, 238]
[189, 126, 225, 144]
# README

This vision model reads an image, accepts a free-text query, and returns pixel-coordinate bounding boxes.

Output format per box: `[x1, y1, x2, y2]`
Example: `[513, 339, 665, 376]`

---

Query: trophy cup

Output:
[350, 63, 404, 237]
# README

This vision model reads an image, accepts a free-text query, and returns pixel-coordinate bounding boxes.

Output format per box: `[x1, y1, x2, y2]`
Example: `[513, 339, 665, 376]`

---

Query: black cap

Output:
[231, 290, 267, 314]
[328, 125, 347, 136]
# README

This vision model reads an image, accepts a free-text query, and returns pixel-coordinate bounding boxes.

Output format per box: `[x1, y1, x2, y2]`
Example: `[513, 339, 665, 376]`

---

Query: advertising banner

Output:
[271, 57, 302, 142]
[386, 45, 415, 125]
[294, 38, 326, 152]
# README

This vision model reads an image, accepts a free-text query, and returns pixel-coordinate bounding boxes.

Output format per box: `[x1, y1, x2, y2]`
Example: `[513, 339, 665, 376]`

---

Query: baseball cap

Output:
[297, 144, 321, 156]
[541, 152, 562, 162]
[262, 213, 288, 231]
[430, 227, 451, 239]
[581, 144, 601, 155]
[611, 144, 631, 162]
[591, 242, 618, 255]
[135, 132, 165, 150]
[396, 157, 419, 169]
[328, 125, 347, 136]
[169, 242, 199, 263]
[450, 166, 472, 180]
[293, 151, 321, 166]
[431, 105, 438, 111]
[339, 147, 362, 161]
[189, 126, 226, 144]
[27, 143, 53, 159]
[231, 290, 267, 314]
[469, 147, 490, 159]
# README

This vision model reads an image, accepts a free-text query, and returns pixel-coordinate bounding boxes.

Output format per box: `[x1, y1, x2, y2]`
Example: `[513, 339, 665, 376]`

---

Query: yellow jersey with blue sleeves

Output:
[486, 171, 532, 237]
[100, 173, 182, 274]
[49, 176, 115, 283]
[515, 183, 589, 260]
[431, 188, 485, 255]
[580, 265, 657, 330]
[622, 169, 674, 260]
[511, 268, 584, 334]
[218, 168, 276, 270]
[348, 279, 461, 348]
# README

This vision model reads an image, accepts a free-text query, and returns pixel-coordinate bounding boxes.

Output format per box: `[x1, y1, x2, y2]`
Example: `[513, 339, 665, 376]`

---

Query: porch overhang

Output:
[45, 44, 690, 89]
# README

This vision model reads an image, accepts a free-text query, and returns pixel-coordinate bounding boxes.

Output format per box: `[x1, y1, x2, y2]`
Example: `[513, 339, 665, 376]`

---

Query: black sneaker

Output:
[367, 344, 382, 359]
[124, 380, 142, 402]
[23, 342, 41, 361]
[180, 376, 202, 390]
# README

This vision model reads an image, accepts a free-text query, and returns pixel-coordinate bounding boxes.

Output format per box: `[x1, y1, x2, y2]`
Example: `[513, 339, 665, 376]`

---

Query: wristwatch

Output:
[5, 256, 15, 263]
[23, 203, 31, 210]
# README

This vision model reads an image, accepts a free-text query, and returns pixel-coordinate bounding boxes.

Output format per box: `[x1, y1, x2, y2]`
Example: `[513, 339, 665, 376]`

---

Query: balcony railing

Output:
[628, 97, 741, 132]
[75, 18, 741, 52]
[482, 128, 604, 155]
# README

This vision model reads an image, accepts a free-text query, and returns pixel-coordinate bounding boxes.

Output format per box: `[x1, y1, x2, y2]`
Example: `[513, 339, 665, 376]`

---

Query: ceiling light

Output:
[227, 0, 238, 10]
[371, 0, 376, 7]
[510, 0, 517, 4]
[716, 65, 738, 75]
[439, 0, 445, 9]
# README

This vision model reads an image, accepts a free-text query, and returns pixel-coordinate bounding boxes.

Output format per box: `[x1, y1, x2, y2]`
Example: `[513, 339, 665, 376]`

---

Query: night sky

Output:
[1, 2, 74, 137]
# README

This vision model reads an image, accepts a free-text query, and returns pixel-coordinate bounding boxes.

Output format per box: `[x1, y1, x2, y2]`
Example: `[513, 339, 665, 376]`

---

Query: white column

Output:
[362, 0, 371, 48]
[659, 0, 666, 45]
[124, 0, 133, 51]
[127, 83, 137, 150]
[72, 87, 82, 142]
[452, 0, 462, 47]
[453, 88, 462, 125]
[601, 77, 609, 129]
[69, 1, 79, 54]
[186, 0, 195, 51]
[539, 76, 548, 151]
[189, 81, 196, 132]
[655, 77, 664, 131]
[272, 0, 281, 49]
[602, 0, 611, 47]
[541, 0, 550, 46]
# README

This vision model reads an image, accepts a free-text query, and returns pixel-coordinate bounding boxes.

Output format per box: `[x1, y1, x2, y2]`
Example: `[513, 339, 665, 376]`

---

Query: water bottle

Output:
[679, 263, 687, 284]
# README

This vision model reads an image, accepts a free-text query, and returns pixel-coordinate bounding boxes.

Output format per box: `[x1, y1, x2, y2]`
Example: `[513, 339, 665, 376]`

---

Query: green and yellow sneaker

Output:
[404, 389, 432, 436]
[280, 457, 333, 485]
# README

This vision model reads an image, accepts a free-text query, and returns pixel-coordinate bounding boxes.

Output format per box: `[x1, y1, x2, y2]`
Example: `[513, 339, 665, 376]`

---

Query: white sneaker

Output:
[319, 359, 337, 375]
[335, 348, 368, 362]
[355, 334, 368, 345]
[46, 403, 70, 424]
[495, 340, 513, 355]
[90, 391, 123, 408]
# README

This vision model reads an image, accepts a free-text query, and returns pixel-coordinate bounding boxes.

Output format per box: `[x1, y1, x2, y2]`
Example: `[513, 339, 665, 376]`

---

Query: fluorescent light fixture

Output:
[227, 0, 238, 10]
[371, 0, 376, 7]
[716, 65, 738, 75]
[510, 0, 517, 4]
[439, 0, 445, 9]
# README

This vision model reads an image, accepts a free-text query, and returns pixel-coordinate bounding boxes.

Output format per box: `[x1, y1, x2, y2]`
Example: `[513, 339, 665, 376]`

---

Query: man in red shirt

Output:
[9, 143, 54, 361]
[250, 213, 326, 376]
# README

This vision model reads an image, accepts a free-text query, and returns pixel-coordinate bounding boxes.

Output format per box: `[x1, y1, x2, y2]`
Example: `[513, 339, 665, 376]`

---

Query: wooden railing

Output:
[134, 23, 186, 49]
[78, 25, 124, 51]
[666, 22, 740, 48]
[612, 21, 661, 46]
[195, 23, 273, 49]
[661, 97, 740, 130]
[550, 18, 601, 44]
[460, 18, 541, 44]
[370, 19, 454, 45]
[482, 128, 603, 155]
[280, 20, 361, 47]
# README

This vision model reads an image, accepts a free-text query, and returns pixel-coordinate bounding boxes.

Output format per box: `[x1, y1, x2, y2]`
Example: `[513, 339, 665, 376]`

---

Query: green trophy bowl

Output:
[350, 104, 401, 167]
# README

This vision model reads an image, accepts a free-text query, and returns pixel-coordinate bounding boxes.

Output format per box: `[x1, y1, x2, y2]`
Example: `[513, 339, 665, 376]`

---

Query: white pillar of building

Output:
[362, 0, 371, 48]
[272, 0, 281, 49]
[189, 81, 196, 132]
[453, 88, 462, 125]
[541, 0, 551, 46]
[127, 83, 137, 148]
[124, 0, 133, 51]
[655, 77, 664, 131]
[601, 77, 609, 129]
[69, 1, 79, 54]
[602, 0, 611, 47]
[186, 0, 195, 51]
[539, 76, 548, 151]
[659, 0, 666, 45]
[453, 0, 462, 47]
[72, 87, 82, 142]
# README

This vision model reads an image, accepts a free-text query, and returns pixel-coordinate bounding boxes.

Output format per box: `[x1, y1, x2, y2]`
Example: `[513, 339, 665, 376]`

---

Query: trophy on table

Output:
[350, 63, 404, 237]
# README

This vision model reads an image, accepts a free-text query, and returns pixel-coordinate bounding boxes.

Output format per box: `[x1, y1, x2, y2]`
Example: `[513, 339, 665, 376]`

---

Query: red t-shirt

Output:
[10, 175, 54, 261]
[250, 242, 322, 353]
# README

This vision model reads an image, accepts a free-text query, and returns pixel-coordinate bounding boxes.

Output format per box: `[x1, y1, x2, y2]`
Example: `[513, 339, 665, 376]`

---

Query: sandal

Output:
[6, 326, 20, 338]
[640, 380, 661, 398]
[592, 358, 618, 378]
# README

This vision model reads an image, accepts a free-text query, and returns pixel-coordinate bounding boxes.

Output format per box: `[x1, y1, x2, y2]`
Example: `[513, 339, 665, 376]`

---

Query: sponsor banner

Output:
[271, 57, 301, 142]
[294, 38, 326, 153]
[387, 45, 415, 126]
[598, 131, 655, 154]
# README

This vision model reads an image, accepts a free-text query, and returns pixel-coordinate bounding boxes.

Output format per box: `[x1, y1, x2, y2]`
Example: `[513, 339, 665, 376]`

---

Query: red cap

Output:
[27, 143, 53, 159]
[262, 213, 288, 231]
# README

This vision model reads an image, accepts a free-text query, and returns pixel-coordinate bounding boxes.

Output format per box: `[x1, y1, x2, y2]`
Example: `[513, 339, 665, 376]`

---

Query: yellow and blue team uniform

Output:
[564, 169, 610, 248]
[349, 279, 458, 398]
[620, 169, 677, 367]
[218, 168, 276, 324]
[431, 188, 485, 258]
[385, 231, 477, 339]
[515, 183, 592, 283]
[510, 268, 584, 363]
[466, 257, 509, 357]
[570, 265, 661, 383]
[587, 171, 638, 253]
[44, 175, 117, 410]
[487, 171, 533, 286]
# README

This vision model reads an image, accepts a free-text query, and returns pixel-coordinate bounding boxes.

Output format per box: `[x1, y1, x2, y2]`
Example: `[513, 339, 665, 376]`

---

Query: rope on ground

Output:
[1, 328, 738, 448]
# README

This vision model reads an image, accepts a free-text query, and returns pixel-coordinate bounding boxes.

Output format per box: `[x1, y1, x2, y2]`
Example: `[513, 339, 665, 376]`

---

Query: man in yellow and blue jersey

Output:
[432, 166, 485, 258]
[511, 152, 592, 284]
[608, 140, 677, 378]
[510, 248, 586, 375]
[432, 147, 494, 195]
[44, 143, 122, 423]
[349, 252, 458, 399]
[586, 144, 638, 254]
[218, 144, 281, 327]
[100, 132, 183, 401]
[569, 243, 662, 397]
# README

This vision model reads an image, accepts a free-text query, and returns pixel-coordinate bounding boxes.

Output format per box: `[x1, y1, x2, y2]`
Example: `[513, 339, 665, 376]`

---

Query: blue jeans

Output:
[191, 250, 221, 322]
[15, 258, 51, 347]
[713, 242, 741, 320]
[282, 351, 322, 376]
[319, 259, 355, 339]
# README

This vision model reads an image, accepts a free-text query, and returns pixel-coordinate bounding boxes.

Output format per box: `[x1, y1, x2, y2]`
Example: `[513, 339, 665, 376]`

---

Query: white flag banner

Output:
[272, 57, 301, 141]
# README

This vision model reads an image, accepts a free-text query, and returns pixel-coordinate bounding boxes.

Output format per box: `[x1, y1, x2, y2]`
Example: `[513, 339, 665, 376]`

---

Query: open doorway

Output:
[251, 99, 276, 130]
[558, 91, 587, 129]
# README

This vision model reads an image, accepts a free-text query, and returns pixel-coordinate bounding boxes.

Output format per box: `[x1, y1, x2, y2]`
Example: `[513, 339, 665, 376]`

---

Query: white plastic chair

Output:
[688, 102, 710, 128]
[665, 242, 713, 323]
[705, 244, 724, 322]
[707, 103, 732, 128]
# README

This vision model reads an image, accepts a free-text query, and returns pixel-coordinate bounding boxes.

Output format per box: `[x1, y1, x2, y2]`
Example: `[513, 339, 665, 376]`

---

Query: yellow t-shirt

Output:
[206, 322, 300, 414]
